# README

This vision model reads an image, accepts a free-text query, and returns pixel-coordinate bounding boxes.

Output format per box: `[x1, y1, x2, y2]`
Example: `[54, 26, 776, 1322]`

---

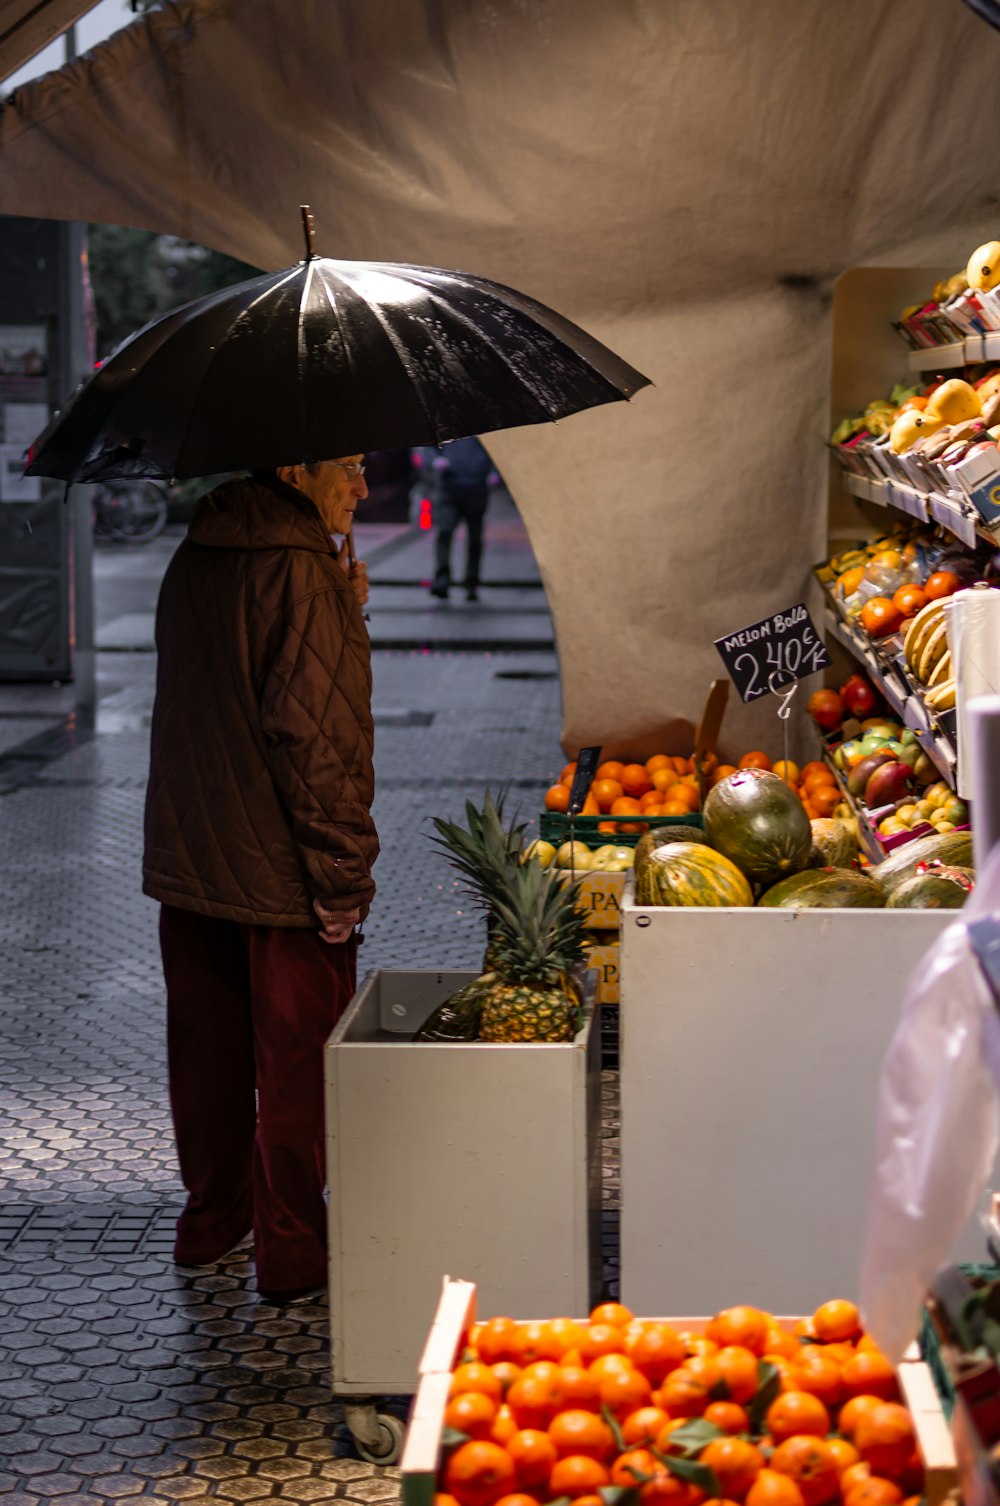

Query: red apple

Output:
[808, 688, 845, 732]
[865, 760, 916, 809]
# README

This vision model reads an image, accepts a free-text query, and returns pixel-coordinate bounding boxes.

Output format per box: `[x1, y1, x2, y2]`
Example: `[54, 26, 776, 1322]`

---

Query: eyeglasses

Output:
[331, 459, 366, 479]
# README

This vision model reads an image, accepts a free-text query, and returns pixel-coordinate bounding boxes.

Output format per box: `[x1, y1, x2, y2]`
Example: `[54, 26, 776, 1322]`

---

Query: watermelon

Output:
[874, 829, 974, 897]
[633, 826, 709, 875]
[887, 865, 975, 910]
[758, 867, 885, 909]
[635, 841, 753, 908]
[703, 769, 812, 886]
[808, 818, 859, 870]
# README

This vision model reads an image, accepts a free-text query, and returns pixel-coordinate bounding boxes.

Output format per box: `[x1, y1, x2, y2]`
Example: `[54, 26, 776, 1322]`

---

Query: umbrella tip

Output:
[300, 204, 317, 260]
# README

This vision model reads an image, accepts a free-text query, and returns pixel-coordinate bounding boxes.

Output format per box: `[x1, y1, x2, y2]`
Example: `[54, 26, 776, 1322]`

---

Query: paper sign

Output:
[4, 402, 48, 448]
[715, 602, 831, 704]
[0, 443, 40, 501]
[567, 746, 602, 816]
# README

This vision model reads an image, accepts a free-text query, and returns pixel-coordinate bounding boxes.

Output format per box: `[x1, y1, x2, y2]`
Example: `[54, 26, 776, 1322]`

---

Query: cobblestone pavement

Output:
[0, 507, 620, 1504]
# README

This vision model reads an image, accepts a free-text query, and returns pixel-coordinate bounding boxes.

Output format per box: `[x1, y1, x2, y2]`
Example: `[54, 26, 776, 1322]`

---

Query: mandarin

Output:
[826, 1440, 860, 1477]
[544, 784, 571, 813]
[844, 1483, 903, 1506]
[765, 1392, 830, 1442]
[554, 1365, 601, 1411]
[477, 1318, 519, 1366]
[812, 1300, 861, 1344]
[745, 1472, 806, 1506]
[490, 1405, 518, 1445]
[548, 1318, 586, 1357]
[593, 778, 625, 812]
[611, 1449, 660, 1487]
[716, 1345, 760, 1405]
[621, 765, 653, 799]
[840, 1353, 898, 1403]
[657, 1366, 713, 1417]
[609, 796, 644, 818]
[549, 1456, 611, 1498]
[706, 1306, 771, 1356]
[512, 1323, 563, 1365]
[622, 1406, 671, 1446]
[710, 765, 739, 786]
[445, 1392, 498, 1439]
[646, 755, 674, 775]
[625, 1322, 687, 1383]
[772, 761, 800, 786]
[600, 1366, 653, 1417]
[451, 1363, 503, 1403]
[769, 1437, 840, 1506]
[444, 1440, 516, 1506]
[704, 1401, 751, 1435]
[640, 1470, 701, 1506]
[854, 1403, 915, 1477]
[700, 1438, 765, 1500]
[491, 1362, 521, 1397]
[596, 761, 625, 783]
[739, 752, 773, 771]
[548, 1410, 614, 1462]
[506, 1373, 561, 1429]
[794, 1352, 842, 1407]
[560, 763, 578, 786]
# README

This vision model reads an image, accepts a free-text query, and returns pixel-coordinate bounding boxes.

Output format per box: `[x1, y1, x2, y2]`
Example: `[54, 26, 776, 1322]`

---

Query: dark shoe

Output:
[429, 582, 449, 599]
[465, 585, 479, 602]
[257, 1283, 327, 1306]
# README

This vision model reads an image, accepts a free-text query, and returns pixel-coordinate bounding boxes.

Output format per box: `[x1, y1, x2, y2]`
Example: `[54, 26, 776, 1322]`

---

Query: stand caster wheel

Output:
[344, 1403, 405, 1465]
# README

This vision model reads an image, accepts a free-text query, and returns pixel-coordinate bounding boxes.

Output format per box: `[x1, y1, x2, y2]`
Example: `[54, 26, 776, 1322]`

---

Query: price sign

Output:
[715, 602, 831, 704]
[567, 746, 602, 816]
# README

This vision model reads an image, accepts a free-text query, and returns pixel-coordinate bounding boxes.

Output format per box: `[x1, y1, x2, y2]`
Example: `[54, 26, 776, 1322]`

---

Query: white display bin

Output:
[324, 969, 602, 1397]
[619, 884, 961, 1314]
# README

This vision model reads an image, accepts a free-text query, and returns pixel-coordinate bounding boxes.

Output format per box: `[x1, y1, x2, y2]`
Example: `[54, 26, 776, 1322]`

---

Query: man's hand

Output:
[336, 538, 370, 607]
[313, 900, 361, 945]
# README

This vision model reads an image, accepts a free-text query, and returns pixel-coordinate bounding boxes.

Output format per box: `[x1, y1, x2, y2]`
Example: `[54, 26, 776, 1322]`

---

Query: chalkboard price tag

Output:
[715, 603, 831, 704]
[567, 746, 602, 816]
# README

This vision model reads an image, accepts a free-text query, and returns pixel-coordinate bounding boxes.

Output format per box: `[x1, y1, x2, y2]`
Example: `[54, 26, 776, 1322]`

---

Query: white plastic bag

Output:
[859, 844, 1000, 1360]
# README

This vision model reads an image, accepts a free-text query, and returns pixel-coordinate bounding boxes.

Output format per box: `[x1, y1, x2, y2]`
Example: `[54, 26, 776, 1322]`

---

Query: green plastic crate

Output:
[539, 812, 705, 851]
[919, 1262, 1000, 1420]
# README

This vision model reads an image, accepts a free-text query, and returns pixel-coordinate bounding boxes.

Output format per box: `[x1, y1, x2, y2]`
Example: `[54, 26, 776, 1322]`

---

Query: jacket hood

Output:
[188, 473, 336, 553]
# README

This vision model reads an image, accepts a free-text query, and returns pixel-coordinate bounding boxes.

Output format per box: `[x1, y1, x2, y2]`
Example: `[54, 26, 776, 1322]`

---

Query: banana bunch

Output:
[903, 600, 955, 708]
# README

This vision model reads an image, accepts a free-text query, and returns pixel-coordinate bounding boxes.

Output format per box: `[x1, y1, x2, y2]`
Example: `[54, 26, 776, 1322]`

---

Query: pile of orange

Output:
[435, 1299, 923, 1506]
[544, 753, 811, 833]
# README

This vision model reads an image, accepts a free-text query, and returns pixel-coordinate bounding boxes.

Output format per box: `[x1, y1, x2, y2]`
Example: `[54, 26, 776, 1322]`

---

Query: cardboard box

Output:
[585, 939, 619, 1004]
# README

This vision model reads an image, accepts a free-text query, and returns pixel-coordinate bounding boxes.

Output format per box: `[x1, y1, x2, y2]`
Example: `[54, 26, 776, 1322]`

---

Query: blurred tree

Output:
[87, 224, 260, 357]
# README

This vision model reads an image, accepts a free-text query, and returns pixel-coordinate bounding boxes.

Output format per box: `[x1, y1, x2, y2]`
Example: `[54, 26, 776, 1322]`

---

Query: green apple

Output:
[901, 729, 918, 747]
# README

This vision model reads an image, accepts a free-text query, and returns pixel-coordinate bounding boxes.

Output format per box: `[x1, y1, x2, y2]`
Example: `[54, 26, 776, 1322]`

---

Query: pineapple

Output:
[478, 859, 588, 1043]
[430, 790, 527, 970]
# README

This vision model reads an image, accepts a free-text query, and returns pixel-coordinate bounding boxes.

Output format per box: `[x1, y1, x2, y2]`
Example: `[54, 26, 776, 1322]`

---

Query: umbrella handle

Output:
[345, 525, 369, 624]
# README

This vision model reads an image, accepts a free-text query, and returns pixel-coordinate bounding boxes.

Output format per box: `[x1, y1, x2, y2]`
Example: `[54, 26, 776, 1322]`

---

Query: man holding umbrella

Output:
[142, 456, 377, 1304]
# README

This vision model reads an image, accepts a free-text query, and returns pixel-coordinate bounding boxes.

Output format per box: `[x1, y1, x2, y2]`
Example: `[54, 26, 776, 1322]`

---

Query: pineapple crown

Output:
[487, 856, 589, 987]
[429, 788, 527, 912]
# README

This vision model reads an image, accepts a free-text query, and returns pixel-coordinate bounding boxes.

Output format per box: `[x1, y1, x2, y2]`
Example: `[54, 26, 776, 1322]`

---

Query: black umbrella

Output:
[26, 209, 650, 483]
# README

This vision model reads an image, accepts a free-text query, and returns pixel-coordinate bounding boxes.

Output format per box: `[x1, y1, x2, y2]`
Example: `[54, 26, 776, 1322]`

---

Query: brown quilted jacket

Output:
[143, 473, 377, 926]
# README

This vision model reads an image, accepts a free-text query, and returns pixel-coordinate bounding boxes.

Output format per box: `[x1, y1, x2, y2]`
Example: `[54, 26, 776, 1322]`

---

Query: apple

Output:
[865, 760, 917, 809]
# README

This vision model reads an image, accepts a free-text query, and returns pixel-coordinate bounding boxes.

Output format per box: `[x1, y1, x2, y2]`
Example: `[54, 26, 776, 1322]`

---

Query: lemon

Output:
[556, 841, 592, 871]
[523, 839, 557, 867]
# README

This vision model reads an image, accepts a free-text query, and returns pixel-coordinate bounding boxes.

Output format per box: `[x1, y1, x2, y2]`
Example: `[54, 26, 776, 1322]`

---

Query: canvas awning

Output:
[0, 0, 998, 754]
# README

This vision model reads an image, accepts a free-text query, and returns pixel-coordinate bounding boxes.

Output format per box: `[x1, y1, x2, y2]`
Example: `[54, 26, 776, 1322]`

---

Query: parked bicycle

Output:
[91, 478, 169, 543]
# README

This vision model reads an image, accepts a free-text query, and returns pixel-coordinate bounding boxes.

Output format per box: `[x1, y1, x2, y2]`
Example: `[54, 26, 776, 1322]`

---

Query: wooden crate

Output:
[400, 1280, 956, 1506]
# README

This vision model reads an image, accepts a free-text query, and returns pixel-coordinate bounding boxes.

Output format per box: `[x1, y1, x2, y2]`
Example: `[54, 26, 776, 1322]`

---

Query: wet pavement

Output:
[0, 499, 620, 1505]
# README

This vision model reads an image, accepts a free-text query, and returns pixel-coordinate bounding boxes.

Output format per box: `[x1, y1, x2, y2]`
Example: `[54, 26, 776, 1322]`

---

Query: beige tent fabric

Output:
[2, 0, 1000, 757]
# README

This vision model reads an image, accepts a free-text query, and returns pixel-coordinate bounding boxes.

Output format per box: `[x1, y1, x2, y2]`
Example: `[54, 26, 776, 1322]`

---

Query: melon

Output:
[703, 769, 812, 886]
[874, 829, 974, 897]
[808, 818, 859, 870]
[633, 825, 709, 875]
[886, 865, 974, 909]
[758, 868, 885, 909]
[635, 842, 753, 908]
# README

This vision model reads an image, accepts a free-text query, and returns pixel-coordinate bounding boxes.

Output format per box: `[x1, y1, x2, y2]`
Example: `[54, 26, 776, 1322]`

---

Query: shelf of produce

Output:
[822, 756, 888, 867]
[822, 608, 958, 789]
[906, 340, 967, 372]
[839, 469, 989, 547]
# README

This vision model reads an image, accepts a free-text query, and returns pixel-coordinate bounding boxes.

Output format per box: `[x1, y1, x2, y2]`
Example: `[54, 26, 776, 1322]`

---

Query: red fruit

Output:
[840, 677, 878, 718]
[864, 761, 916, 809]
[808, 690, 845, 732]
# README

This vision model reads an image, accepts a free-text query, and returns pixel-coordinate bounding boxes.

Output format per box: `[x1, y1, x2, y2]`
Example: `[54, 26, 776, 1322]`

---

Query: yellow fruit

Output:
[556, 842, 593, 871]
[894, 805, 918, 827]
[967, 240, 1000, 291]
[523, 839, 557, 867]
[889, 409, 944, 454]
[925, 378, 982, 424]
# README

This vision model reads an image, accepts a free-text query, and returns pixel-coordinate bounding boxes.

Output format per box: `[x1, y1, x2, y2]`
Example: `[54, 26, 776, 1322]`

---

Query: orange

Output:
[609, 796, 644, 818]
[715, 1345, 760, 1405]
[765, 1392, 830, 1442]
[561, 762, 578, 786]
[841, 1465, 872, 1496]
[739, 752, 772, 771]
[490, 1405, 518, 1445]
[655, 1419, 691, 1453]
[812, 1300, 860, 1344]
[663, 782, 701, 813]
[446, 1392, 499, 1439]
[452, 1363, 503, 1403]
[622, 1406, 671, 1446]
[892, 585, 927, 620]
[544, 783, 571, 813]
[700, 1438, 765, 1500]
[769, 1436, 841, 1506]
[819, 1342, 856, 1366]
[840, 1353, 898, 1403]
[838, 566, 867, 599]
[478, 1318, 519, 1366]
[548, 1318, 586, 1358]
[825, 1440, 859, 1476]
[860, 597, 902, 639]
[745, 1471, 806, 1506]
[923, 570, 960, 601]
[624, 1322, 686, 1383]
[593, 778, 625, 812]
[491, 1362, 522, 1397]
[641, 789, 667, 812]
[685, 1353, 724, 1391]
[587, 1352, 633, 1383]
[596, 761, 625, 783]
[640, 1471, 702, 1506]
[437, 1496, 464, 1506]
[810, 786, 840, 818]
[599, 1366, 653, 1417]
[800, 761, 832, 782]
[549, 1456, 611, 1498]
[621, 764, 653, 799]
[772, 760, 800, 787]
[652, 767, 679, 794]
[644, 804, 669, 817]
[657, 1366, 713, 1418]
[548, 1410, 614, 1461]
[647, 755, 674, 775]
[856, 1334, 882, 1355]
[553, 1365, 601, 1412]
[573, 1497, 605, 1506]
[710, 764, 739, 787]
[512, 1323, 563, 1366]
[704, 1401, 751, 1434]
[579, 1320, 627, 1361]
[444, 1440, 517, 1506]
[706, 1306, 771, 1356]
[802, 769, 836, 793]
[854, 1403, 915, 1477]
[506, 1373, 561, 1429]
[611, 1449, 659, 1487]
[680, 1334, 720, 1360]
[844, 1482, 903, 1506]
[661, 800, 691, 817]
[579, 794, 600, 817]
[495, 1496, 544, 1506]
[763, 1326, 803, 1361]
[763, 1357, 802, 1393]
[794, 1352, 842, 1408]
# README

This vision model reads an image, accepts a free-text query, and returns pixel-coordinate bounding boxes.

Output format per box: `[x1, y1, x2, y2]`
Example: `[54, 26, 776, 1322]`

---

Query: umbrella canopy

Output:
[26, 232, 650, 483]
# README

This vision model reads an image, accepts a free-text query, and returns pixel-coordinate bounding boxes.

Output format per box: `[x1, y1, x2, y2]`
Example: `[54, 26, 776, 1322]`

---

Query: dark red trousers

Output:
[159, 904, 357, 1292]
